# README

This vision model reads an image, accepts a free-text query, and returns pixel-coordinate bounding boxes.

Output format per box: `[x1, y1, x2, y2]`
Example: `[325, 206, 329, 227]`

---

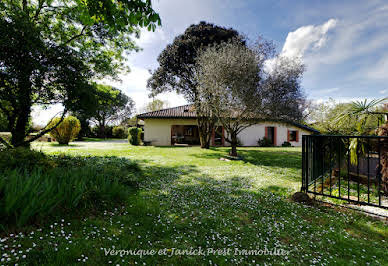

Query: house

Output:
[137, 104, 319, 147]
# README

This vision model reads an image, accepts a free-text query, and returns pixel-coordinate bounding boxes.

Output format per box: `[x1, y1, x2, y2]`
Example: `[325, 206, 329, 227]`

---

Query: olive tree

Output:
[196, 39, 305, 157]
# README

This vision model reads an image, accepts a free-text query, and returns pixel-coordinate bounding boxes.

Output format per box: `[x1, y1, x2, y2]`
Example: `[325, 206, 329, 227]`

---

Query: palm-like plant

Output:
[336, 98, 388, 135]
[335, 97, 388, 194]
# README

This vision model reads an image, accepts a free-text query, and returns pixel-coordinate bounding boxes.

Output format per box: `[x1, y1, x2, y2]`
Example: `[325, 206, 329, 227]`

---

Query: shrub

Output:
[257, 137, 273, 147]
[91, 125, 114, 138]
[282, 141, 292, 147]
[112, 126, 127, 138]
[48, 116, 81, 144]
[128, 127, 142, 145]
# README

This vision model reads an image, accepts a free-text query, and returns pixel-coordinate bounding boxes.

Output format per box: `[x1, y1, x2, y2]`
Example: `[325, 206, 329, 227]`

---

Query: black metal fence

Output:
[302, 135, 388, 209]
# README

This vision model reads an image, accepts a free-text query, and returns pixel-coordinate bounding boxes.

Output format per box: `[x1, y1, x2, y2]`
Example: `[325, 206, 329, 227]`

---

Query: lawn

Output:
[1, 142, 387, 265]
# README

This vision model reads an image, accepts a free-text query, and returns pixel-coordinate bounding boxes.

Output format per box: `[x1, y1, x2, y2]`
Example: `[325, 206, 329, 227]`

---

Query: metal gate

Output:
[302, 135, 388, 209]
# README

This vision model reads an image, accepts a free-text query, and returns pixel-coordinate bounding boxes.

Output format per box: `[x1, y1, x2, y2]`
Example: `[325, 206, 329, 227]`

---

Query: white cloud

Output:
[281, 19, 337, 58]
[135, 28, 167, 47]
[379, 89, 388, 94]
[366, 53, 388, 80]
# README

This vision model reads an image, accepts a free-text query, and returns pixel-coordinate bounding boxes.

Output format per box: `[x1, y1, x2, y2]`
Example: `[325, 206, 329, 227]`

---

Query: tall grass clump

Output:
[0, 148, 141, 228]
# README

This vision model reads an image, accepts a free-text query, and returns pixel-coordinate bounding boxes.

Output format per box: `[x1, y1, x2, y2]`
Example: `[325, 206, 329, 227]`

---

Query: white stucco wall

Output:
[143, 118, 313, 146]
[237, 122, 311, 147]
[143, 118, 198, 146]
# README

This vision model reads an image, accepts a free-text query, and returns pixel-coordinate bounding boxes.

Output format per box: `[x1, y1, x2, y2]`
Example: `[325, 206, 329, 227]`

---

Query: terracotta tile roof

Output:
[137, 104, 197, 118]
[137, 104, 319, 133]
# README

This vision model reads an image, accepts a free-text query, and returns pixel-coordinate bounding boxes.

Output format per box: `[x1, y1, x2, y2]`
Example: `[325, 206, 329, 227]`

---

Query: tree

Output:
[0, 15, 94, 147]
[89, 84, 135, 138]
[141, 99, 169, 113]
[196, 40, 305, 157]
[147, 21, 243, 148]
[0, 0, 160, 148]
[260, 56, 306, 121]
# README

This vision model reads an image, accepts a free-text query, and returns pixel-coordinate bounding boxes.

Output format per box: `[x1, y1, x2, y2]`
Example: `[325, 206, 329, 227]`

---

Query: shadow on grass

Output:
[190, 147, 301, 169]
[48, 143, 82, 147]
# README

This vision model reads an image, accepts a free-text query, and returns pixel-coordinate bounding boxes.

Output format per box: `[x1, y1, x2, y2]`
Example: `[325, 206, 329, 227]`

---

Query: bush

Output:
[257, 137, 273, 147]
[48, 116, 81, 144]
[282, 141, 292, 147]
[91, 125, 114, 138]
[0, 152, 140, 227]
[128, 127, 142, 145]
[112, 126, 127, 138]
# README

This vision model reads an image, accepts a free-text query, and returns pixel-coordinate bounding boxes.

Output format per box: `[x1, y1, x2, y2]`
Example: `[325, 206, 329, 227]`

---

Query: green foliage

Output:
[0, 110, 8, 132]
[282, 141, 292, 147]
[257, 137, 274, 147]
[112, 126, 127, 138]
[310, 98, 387, 135]
[128, 127, 142, 145]
[89, 84, 135, 137]
[0, 0, 160, 147]
[148, 22, 242, 100]
[0, 15, 94, 147]
[48, 116, 81, 145]
[0, 153, 139, 227]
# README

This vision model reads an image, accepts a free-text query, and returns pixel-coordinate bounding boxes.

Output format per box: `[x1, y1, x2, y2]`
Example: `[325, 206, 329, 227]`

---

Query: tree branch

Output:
[17, 109, 68, 146]
[0, 136, 13, 149]
[34, 0, 45, 20]
[63, 25, 88, 45]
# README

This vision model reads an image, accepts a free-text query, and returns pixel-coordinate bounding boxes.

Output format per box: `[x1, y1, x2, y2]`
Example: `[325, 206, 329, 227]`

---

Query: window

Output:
[288, 130, 298, 142]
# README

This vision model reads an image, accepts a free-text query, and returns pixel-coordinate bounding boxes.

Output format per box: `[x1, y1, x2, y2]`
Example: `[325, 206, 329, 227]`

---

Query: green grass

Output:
[0, 143, 387, 265]
[79, 137, 123, 142]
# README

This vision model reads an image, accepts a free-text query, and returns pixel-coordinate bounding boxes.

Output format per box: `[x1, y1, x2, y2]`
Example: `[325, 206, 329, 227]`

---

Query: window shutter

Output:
[274, 127, 277, 146]
[296, 131, 299, 142]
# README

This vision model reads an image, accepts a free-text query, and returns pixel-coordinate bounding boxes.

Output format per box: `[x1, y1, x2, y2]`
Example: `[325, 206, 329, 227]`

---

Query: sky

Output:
[33, 0, 388, 125]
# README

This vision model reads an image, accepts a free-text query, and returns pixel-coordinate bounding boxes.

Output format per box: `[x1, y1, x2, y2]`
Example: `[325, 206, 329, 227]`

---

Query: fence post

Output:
[302, 135, 308, 192]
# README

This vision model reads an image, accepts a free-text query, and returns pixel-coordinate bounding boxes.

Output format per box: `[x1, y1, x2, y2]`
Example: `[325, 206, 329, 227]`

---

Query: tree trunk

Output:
[197, 116, 213, 149]
[378, 122, 388, 195]
[98, 122, 106, 138]
[230, 132, 238, 157]
[11, 86, 31, 148]
[199, 133, 210, 149]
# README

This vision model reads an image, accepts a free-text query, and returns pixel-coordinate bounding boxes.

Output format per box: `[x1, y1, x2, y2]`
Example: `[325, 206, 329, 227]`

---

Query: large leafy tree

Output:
[147, 21, 243, 148]
[0, 16, 94, 147]
[89, 84, 135, 138]
[196, 40, 306, 157]
[0, 0, 160, 147]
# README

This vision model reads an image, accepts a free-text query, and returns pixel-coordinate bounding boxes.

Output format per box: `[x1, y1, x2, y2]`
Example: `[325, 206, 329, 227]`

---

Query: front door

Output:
[266, 127, 275, 145]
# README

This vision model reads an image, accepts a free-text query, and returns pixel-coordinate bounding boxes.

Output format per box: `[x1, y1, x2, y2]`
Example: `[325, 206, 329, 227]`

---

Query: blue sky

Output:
[34, 0, 388, 124]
